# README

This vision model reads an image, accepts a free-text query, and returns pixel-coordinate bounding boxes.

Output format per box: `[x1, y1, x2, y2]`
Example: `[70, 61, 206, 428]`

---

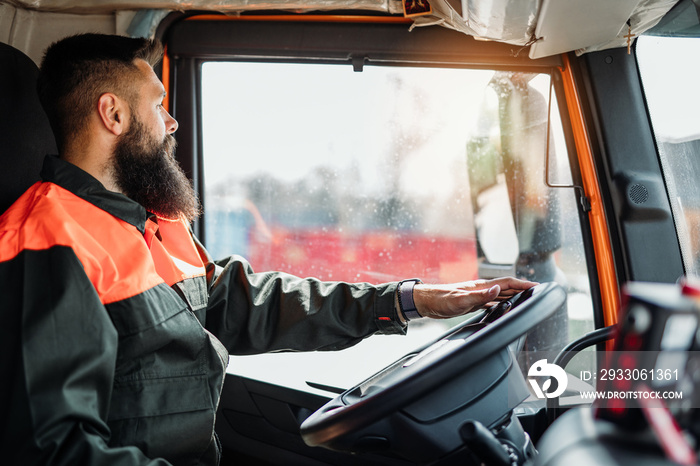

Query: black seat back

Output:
[0, 42, 57, 214]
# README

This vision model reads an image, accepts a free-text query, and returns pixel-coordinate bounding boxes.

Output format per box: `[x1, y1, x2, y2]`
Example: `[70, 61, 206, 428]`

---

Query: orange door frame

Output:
[559, 54, 620, 330]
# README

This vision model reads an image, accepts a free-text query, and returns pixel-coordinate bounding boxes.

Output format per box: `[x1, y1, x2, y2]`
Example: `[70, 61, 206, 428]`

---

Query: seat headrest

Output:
[0, 42, 57, 214]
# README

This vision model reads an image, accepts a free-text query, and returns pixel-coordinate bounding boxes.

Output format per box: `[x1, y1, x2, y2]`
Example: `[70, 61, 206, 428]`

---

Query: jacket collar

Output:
[40, 155, 148, 233]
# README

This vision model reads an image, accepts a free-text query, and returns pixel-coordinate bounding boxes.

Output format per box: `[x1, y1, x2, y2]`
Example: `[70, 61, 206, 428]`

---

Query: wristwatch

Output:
[398, 278, 423, 321]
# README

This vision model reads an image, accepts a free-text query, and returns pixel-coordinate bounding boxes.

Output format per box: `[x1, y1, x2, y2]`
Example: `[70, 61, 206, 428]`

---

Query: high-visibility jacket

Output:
[0, 155, 405, 465]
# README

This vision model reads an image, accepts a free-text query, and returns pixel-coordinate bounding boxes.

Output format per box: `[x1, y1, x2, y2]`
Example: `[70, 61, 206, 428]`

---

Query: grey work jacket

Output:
[0, 156, 406, 465]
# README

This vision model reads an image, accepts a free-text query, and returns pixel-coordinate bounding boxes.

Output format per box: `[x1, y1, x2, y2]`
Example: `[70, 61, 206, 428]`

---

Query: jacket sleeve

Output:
[0, 246, 170, 466]
[200, 247, 407, 355]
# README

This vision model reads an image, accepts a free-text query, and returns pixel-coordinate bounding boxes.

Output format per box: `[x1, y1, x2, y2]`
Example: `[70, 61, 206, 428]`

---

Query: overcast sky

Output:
[201, 62, 494, 194]
[637, 36, 700, 143]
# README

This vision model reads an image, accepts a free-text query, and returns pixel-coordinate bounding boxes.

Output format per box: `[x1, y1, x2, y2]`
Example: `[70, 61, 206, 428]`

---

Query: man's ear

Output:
[97, 92, 128, 136]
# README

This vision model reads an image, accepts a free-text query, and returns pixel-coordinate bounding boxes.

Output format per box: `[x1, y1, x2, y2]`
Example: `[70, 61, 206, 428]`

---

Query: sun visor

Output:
[530, 0, 680, 58]
[409, 0, 680, 58]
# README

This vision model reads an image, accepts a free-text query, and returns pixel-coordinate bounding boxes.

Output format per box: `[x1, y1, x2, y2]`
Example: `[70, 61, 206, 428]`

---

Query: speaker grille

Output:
[629, 184, 649, 204]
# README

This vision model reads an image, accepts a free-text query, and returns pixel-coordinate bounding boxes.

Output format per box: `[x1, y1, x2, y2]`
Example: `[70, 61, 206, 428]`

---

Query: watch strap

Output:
[398, 278, 423, 321]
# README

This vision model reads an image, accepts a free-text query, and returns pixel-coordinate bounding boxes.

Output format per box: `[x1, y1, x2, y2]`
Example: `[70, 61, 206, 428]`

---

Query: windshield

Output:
[200, 61, 595, 392]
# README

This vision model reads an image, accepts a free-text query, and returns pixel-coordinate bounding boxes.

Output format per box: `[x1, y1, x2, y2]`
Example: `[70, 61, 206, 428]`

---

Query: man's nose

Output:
[165, 111, 178, 134]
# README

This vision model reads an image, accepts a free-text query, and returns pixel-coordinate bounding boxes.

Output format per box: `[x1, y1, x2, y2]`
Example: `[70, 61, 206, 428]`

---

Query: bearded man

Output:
[0, 33, 535, 465]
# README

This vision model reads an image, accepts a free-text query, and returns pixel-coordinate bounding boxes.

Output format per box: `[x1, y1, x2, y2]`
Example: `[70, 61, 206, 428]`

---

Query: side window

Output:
[637, 36, 700, 277]
[200, 62, 594, 390]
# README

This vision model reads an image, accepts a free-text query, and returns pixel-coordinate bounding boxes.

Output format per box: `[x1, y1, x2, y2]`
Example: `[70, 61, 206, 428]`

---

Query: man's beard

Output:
[113, 117, 200, 222]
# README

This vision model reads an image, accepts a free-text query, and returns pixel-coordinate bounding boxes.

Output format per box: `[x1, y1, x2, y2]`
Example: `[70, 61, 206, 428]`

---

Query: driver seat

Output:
[0, 41, 57, 214]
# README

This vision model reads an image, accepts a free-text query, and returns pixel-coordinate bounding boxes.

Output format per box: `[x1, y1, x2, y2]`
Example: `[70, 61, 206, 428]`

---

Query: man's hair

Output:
[37, 33, 163, 152]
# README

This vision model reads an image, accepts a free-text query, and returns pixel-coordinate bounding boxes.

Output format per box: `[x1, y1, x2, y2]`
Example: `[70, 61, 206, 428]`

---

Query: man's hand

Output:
[411, 277, 538, 320]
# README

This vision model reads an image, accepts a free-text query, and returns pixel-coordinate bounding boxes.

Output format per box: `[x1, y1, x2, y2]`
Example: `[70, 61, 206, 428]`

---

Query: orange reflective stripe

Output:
[2, 183, 207, 303]
[1, 183, 163, 304]
[149, 216, 206, 286]
[144, 217, 160, 248]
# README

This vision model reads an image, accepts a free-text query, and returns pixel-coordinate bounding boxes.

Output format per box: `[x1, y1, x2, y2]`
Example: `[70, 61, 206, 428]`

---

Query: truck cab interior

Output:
[2, 0, 700, 465]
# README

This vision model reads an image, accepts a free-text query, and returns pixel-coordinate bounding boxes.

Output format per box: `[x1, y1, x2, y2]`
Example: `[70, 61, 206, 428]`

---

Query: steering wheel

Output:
[300, 282, 566, 458]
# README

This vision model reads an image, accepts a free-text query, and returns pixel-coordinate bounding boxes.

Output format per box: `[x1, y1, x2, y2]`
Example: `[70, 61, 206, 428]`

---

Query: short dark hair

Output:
[37, 33, 163, 152]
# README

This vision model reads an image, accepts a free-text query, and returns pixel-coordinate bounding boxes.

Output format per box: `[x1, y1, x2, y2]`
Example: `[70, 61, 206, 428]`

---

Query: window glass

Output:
[201, 62, 594, 393]
[637, 36, 700, 277]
